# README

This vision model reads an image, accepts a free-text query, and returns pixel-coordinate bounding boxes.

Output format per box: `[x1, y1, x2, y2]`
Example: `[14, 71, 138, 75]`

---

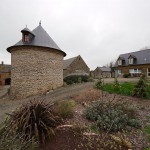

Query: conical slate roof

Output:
[7, 24, 66, 56]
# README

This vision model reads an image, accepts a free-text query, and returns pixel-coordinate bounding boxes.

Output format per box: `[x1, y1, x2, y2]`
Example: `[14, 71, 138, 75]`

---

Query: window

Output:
[129, 69, 141, 74]
[24, 35, 29, 42]
[118, 60, 122, 65]
[22, 34, 29, 42]
[147, 68, 150, 77]
[128, 58, 133, 64]
[118, 70, 121, 75]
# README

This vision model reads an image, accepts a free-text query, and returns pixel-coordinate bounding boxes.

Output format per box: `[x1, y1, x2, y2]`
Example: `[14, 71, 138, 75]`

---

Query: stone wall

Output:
[63, 56, 90, 77]
[9, 46, 64, 99]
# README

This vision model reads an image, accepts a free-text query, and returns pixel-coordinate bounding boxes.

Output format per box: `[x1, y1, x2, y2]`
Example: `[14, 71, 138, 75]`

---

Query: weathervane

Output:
[39, 20, 41, 25]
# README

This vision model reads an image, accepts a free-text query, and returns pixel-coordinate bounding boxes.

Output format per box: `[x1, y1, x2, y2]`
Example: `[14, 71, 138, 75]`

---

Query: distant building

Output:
[91, 67, 112, 78]
[114, 49, 150, 77]
[7, 22, 66, 99]
[63, 55, 90, 78]
[0, 62, 11, 85]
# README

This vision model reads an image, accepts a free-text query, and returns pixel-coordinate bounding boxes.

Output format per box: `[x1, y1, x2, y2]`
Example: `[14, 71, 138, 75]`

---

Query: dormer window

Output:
[128, 58, 133, 64]
[25, 35, 29, 42]
[128, 55, 136, 65]
[21, 27, 35, 43]
[118, 60, 122, 65]
[22, 34, 29, 42]
[117, 57, 125, 66]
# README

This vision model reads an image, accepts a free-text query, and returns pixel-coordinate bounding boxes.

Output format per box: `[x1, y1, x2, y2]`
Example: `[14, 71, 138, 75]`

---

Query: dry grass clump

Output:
[73, 88, 101, 105]
[54, 99, 76, 119]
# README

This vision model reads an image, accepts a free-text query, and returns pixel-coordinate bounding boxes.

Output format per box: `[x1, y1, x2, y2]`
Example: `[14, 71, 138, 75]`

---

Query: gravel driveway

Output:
[0, 77, 141, 123]
[0, 82, 95, 122]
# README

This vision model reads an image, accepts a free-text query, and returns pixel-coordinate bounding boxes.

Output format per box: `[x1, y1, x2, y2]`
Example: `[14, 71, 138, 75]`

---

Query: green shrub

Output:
[88, 77, 94, 82]
[85, 101, 104, 121]
[84, 100, 141, 132]
[64, 75, 89, 85]
[54, 100, 75, 119]
[5, 100, 63, 145]
[128, 119, 141, 128]
[132, 74, 148, 98]
[95, 78, 104, 90]
[123, 73, 130, 78]
[89, 124, 99, 133]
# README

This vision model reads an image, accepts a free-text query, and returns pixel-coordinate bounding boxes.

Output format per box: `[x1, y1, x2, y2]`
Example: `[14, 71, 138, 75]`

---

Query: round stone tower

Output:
[7, 23, 66, 99]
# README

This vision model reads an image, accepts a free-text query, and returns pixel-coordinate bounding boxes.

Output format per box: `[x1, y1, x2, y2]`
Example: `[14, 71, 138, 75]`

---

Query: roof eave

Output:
[7, 45, 66, 57]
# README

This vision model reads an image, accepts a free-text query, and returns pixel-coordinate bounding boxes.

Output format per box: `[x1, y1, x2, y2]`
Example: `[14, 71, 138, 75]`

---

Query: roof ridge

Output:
[64, 55, 78, 61]
[120, 49, 150, 56]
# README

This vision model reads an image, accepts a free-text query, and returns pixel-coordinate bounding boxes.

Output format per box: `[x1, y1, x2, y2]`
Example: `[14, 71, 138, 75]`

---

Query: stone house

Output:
[0, 62, 11, 85]
[114, 49, 150, 77]
[63, 55, 90, 78]
[7, 22, 66, 99]
[91, 67, 112, 79]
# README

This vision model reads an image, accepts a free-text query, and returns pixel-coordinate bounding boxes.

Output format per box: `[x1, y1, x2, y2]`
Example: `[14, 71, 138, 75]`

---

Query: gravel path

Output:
[0, 77, 142, 123]
[0, 82, 94, 122]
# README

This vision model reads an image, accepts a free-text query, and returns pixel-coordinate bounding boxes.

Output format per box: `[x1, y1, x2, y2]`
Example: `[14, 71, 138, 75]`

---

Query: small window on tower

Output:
[24, 35, 29, 42]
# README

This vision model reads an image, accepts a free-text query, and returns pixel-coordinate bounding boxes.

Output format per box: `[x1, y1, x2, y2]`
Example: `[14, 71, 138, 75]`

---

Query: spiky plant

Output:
[6, 100, 63, 145]
[0, 117, 38, 150]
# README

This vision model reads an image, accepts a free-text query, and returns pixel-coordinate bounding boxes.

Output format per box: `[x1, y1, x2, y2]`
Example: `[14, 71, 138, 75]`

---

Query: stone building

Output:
[0, 62, 11, 86]
[7, 23, 66, 99]
[63, 55, 90, 78]
[91, 67, 112, 78]
[114, 49, 150, 77]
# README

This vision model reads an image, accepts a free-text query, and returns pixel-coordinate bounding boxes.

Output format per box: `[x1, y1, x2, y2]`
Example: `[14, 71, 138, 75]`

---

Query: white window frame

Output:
[118, 60, 122, 65]
[118, 70, 121, 75]
[147, 68, 150, 77]
[129, 69, 141, 74]
[128, 58, 133, 64]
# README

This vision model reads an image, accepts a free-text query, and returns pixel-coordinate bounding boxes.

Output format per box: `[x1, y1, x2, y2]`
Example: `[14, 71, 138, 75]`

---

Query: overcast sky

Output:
[1, 0, 150, 70]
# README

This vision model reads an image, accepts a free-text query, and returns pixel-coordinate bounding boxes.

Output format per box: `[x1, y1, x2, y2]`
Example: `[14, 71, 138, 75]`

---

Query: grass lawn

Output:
[102, 82, 150, 99]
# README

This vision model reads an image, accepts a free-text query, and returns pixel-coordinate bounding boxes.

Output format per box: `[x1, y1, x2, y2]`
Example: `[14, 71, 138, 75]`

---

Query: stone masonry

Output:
[63, 55, 90, 77]
[9, 46, 64, 99]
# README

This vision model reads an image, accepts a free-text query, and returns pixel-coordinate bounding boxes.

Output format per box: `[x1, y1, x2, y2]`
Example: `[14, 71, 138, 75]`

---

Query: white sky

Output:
[1, 0, 150, 70]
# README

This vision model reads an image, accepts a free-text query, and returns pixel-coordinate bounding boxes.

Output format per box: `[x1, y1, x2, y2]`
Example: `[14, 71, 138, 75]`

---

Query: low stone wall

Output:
[9, 46, 64, 99]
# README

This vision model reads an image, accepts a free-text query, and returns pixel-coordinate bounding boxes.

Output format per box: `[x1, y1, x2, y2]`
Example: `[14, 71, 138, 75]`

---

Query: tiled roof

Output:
[115, 49, 150, 67]
[98, 67, 111, 72]
[0, 64, 11, 73]
[63, 56, 78, 69]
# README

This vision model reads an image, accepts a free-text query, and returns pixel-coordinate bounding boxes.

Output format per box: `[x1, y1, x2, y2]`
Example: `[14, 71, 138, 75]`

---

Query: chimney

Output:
[1, 61, 4, 65]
